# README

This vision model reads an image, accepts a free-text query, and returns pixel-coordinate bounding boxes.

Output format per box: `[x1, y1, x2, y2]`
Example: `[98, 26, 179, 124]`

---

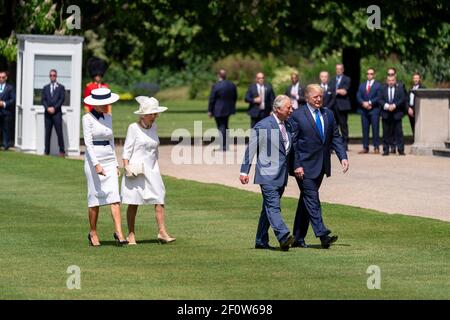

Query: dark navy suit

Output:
[0, 83, 16, 149]
[244, 83, 275, 128]
[284, 83, 305, 108]
[240, 114, 293, 247]
[41, 82, 65, 154]
[407, 84, 425, 136]
[208, 79, 237, 150]
[329, 74, 351, 149]
[356, 80, 382, 150]
[319, 82, 334, 110]
[288, 104, 347, 241]
[379, 84, 406, 153]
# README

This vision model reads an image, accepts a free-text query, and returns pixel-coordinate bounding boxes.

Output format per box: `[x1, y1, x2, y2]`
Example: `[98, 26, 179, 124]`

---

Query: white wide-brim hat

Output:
[133, 96, 168, 114]
[84, 88, 120, 105]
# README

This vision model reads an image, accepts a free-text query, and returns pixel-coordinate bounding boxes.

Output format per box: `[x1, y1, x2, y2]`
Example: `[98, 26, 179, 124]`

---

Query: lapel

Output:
[303, 105, 323, 142]
[322, 109, 329, 144]
[269, 115, 286, 155]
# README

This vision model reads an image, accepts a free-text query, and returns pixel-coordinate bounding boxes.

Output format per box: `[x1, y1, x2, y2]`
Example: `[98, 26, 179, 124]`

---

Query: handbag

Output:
[125, 162, 144, 177]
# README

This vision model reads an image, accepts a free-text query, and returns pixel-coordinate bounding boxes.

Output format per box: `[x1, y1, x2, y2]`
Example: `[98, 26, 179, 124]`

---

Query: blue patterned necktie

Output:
[314, 109, 324, 142]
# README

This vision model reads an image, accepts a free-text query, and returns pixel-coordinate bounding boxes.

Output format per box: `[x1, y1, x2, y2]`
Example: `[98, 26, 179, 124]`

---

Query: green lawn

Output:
[87, 99, 413, 139]
[1, 152, 448, 299]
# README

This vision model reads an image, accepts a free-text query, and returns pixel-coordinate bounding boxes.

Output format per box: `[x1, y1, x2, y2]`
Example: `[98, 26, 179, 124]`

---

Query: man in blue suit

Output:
[240, 95, 295, 251]
[319, 71, 334, 110]
[41, 69, 66, 156]
[245, 72, 275, 128]
[288, 84, 349, 249]
[208, 69, 237, 151]
[379, 76, 406, 156]
[356, 68, 382, 154]
[329, 64, 351, 150]
[0, 71, 16, 151]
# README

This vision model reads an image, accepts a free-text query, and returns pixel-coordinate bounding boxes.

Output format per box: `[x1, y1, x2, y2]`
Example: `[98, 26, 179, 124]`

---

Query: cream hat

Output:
[84, 88, 119, 105]
[133, 96, 168, 114]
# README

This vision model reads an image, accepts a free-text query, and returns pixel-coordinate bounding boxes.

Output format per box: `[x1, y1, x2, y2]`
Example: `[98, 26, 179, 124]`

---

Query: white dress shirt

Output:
[384, 86, 396, 110]
[257, 84, 265, 110]
[409, 84, 419, 107]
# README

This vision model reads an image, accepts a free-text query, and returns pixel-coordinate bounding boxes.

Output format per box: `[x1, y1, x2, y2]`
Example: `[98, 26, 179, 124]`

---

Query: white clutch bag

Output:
[125, 163, 144, 177]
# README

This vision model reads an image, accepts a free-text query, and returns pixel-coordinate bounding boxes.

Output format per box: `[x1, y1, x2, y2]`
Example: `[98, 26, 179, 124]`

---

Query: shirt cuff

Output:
[384, 103, 390, 110]
[240, 172, 248, 176]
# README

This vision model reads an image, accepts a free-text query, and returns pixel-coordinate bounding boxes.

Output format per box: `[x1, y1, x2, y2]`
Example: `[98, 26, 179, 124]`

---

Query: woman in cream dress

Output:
[83, 88, 128, 246]
[121, 96, 176, 245]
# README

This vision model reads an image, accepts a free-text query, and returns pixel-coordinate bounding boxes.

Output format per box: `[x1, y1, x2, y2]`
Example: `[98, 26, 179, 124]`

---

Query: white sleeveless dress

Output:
[121, 123, 165, 205]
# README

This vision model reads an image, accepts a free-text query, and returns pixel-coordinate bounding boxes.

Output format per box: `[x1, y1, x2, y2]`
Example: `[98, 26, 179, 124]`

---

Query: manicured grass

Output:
[1, 152, 448, 299]
[84, 99, 413, 139]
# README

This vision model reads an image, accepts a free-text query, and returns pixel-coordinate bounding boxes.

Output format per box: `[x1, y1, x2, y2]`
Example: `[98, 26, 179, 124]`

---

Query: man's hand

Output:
[208, 112, 213, 118]
[408, 107, 414, 117]
[362, 101, 369, 109]
[95, 164, 106, 176]
[48, 107, 55, 114]
[0, 101, 4, 108]
[336, 89, 347, 96]
[239, 175, 249, 184]
[389, 104, 396, 112]
[254, 96, 262, 104]
[294, 167, 304, 179]
[341, 159, 349, 174]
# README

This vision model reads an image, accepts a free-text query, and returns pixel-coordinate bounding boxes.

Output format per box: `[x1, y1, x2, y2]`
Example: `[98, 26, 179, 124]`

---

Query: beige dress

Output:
[121, 123, 165, 205]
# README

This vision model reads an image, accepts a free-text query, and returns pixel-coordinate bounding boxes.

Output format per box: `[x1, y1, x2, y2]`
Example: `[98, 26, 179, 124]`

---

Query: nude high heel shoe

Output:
[157, 233, 176, 244]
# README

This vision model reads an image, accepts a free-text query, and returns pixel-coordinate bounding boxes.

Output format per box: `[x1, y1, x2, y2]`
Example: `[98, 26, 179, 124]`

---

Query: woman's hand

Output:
[95, 164, 106, 176]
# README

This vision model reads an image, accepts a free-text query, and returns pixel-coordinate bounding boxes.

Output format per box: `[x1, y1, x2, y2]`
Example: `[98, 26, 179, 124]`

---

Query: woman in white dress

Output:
[121, 96, 176, 245]
[83, 88, 128, 246]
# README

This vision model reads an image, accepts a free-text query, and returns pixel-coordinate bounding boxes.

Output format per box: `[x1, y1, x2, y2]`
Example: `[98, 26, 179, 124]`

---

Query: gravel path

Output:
[74, 144, 450, 222]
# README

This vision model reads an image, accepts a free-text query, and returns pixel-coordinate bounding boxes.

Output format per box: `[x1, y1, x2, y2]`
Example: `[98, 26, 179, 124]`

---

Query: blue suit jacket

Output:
[0, 83, 16, 115]
[41, 82, 65, 115]
[288, 105, 347, 179]
[379, 84, 406, 120]
[244, 83, 275, 118]
[329, 74, 351, 111]
[320, 82, 334, 109]
[208, 79, 237, 117]
[356, 80, 382, 114]
[240, 114, 293, 187]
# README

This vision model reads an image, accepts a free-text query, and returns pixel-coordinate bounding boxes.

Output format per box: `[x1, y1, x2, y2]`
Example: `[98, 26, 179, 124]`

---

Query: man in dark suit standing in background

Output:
[356, 68, 382, 154]
[379, 75, 406, 156]
[319, 71, 334, 109]
[288, 84, 349, 249]
[330, 64, 351, 150]
[0, 70, 16, 151]
[42, 69, 66, 156]
[245, 72, 275, 128]
[208, 69, 237, 151]
[407, 72, 425, 137]
[285, 72, 305, 110]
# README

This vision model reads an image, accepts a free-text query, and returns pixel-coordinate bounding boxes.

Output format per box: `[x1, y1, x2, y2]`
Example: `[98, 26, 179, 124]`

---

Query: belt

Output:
[92, 140, 110, 146]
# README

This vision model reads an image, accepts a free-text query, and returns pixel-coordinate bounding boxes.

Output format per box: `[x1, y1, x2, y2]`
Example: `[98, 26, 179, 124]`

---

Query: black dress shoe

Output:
[398, 151, 406, 156]
[320, 235, 338, 249]
[292, 240, 308, 248]
[280, 235, 295, 251]
[390, 147, 396, 154]
[255, 244, 276, 250]
[382, 151, 389, 156]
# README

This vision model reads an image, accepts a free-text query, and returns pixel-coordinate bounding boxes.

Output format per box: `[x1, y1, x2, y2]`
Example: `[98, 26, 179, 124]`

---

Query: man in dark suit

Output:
[240, 95, 295, 251]
[0, 70, 16, 151]
[356, 68, 382, 154]
[288, 84, 349, 249]
[208, 69, 237, 151]
[41, 69, 66, 156]
[386, 67, 407, 154]
[284, 72, 305, 110]
[379, 76, 406, 156]
[407, 72, 425, 137]
[245, 72, 275, 128]
[319, 71, 334, 110]
[329, 64, 351, 150]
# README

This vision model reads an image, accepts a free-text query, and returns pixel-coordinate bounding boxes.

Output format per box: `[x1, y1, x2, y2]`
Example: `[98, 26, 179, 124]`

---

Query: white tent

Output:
[15, 34, 84, 156]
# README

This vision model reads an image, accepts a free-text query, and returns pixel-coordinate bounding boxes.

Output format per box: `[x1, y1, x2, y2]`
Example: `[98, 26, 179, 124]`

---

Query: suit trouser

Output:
[214, 116, 229, 150]
[361, 110, 380, 149]
[408, 115, 415, 137]
[293, 174, 331, 241]
[45, 112, 65, 154]
[255, 184, 290, 246]
[337, 110, 349, 149]
[382, 116, 404, 153]
[0, 112, 12, 149]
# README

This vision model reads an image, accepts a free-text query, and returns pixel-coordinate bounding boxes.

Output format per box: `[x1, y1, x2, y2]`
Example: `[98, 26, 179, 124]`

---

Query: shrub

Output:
[131, 82, 160, 97]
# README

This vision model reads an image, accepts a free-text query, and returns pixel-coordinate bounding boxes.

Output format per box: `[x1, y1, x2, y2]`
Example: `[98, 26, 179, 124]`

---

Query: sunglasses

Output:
[0, 76, 6, 79]
[387, 73, 395, 76]
[367, 73, 374, 75]
[50, 75, 57, 77]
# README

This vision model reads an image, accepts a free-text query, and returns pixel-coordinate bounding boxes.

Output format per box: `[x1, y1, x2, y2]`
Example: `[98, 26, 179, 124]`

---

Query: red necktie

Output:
[366, 82, 371, 94]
